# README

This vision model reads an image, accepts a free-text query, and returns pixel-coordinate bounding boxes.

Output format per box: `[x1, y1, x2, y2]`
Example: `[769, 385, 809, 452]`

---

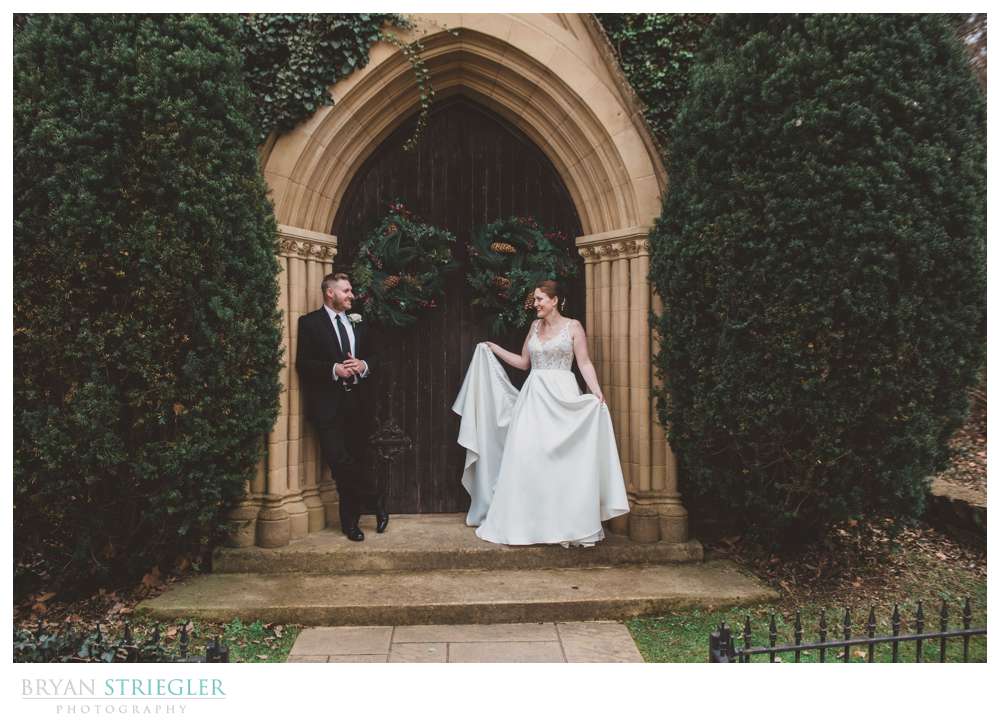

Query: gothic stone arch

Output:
[231, 13, 691, 548]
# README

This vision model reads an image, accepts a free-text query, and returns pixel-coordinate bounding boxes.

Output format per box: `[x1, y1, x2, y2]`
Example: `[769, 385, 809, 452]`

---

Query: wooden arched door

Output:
[331, 96, 583, 513]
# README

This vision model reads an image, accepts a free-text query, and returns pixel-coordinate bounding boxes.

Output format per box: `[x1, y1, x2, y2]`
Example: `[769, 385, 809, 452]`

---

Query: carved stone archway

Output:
[232, 13, 691, 548]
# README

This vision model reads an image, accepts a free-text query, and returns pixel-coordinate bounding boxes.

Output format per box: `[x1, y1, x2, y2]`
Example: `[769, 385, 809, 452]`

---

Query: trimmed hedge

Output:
[14, 15, 283, 590]
[649, 14, 986, 542]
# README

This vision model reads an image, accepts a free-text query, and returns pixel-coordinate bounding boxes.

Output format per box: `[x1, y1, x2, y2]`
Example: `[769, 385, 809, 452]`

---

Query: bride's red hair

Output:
[536, 279, 566, 308]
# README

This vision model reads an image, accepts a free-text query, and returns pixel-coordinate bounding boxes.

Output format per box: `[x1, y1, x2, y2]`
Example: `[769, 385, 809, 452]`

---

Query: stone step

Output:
[927, 478, 986, 542]
[214, 513, 704, 574]
[138, 561, 778, 626]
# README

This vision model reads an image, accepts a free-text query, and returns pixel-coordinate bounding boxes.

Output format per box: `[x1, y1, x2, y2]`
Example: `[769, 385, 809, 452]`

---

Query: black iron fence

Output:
[710, 599, 986, 663]
[14, 620, 229, 663]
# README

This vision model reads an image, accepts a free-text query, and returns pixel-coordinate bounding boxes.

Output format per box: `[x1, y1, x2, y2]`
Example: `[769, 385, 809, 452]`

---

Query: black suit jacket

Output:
[295, 307, 376, 427]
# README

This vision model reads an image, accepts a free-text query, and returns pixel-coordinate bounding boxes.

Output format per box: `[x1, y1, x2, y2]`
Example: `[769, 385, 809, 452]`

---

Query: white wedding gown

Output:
[452, 320, 630, 546]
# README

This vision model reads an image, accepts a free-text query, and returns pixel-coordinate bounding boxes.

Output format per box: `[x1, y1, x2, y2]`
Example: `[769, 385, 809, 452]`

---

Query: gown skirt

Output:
[452, 342, 630, 545]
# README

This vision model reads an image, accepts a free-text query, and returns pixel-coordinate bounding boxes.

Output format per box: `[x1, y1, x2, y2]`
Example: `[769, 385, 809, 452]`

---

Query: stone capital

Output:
[278, 224, 338, 262]
[576, 226, 650, 262]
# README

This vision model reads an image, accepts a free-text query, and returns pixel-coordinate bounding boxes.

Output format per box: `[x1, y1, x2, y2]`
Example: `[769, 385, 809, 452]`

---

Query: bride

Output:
[452, 279, 630, 546]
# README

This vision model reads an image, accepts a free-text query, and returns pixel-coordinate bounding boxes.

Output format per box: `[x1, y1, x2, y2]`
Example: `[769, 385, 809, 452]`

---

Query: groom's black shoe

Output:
[342, 526, 364, 542]
[375, 496, 389, 534]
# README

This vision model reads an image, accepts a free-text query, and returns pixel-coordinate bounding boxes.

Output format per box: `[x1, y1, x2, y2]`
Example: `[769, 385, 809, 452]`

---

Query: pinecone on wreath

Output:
[467, 216, 578, 336]
[490, 241, 516, 254]
[383, 275, 401, 290]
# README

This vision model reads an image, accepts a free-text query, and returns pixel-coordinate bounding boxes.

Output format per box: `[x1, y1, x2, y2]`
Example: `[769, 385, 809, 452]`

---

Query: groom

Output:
[295, 272, 388, 542]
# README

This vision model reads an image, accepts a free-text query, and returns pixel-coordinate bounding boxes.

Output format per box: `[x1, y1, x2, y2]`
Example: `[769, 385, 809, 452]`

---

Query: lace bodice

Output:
[528, 320, 574, 370]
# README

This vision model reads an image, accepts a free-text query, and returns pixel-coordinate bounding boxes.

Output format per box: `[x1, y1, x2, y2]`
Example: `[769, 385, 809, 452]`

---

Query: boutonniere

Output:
[348, 313, 362, 324]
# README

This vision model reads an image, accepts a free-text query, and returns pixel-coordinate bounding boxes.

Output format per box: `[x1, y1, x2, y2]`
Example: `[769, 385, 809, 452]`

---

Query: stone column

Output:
[577, 227, 692, 546]
[629, 248, 649, 494]
[282, 253, 310, 541]
[300, 260, 328, 533]
[313, 258, 341, 528]
[609, 250, 630, 488]
[256, 253, 292, 548]
[225, 225, 338, 548]
[650, 291, 689, 544]
[597, 257, 613, 389]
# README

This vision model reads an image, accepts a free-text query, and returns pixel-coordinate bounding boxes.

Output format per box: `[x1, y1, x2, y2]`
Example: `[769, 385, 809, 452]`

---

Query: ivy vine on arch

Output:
[237, 13, 444, 150]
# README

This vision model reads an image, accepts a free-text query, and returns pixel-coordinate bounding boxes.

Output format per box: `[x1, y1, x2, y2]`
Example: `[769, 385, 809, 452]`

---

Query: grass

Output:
[628, 596, 987, 663]
[627, 547, 986, 663]
[216, 618, 301, 662]
[14, 615, 303, 663]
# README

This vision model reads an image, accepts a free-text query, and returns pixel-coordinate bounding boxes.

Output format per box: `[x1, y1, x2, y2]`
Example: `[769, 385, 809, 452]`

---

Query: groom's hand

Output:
[338, 355, 366, 377]
[334, 362, 356, 379]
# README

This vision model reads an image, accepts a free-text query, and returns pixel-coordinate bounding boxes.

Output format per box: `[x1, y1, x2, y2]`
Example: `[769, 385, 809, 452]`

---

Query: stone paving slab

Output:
[392, 622, 557, 643]
[327, 654, 388, 663]
[282, 622, 643, 663]
[388, 643, 448, 663]
[447, 641, 567, 663]
[556, 621, 643, 663]
[289, 626, 393, 656]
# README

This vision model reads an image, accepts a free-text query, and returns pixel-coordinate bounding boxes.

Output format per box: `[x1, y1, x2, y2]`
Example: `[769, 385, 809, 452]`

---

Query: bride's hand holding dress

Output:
[483, 339, 528, 370]
[566, 319, 604, 405]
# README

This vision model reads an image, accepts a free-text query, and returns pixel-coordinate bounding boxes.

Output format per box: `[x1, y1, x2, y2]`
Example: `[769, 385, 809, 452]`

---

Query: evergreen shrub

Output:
[14, 14, 283, 590]
[649, 14, 986, 542]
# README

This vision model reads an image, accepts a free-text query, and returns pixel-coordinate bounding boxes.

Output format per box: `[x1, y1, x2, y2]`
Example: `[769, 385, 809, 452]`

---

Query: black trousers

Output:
[315, 390, 380, 531]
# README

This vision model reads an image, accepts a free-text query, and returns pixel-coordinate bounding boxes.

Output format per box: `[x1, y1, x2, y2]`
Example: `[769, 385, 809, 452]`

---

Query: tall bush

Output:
[649, 14, 986, 541]
[14, 14, 283, 590]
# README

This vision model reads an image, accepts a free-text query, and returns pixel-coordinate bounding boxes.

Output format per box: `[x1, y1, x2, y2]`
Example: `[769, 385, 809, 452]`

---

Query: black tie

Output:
[335, 314, 357, 386]
[335, 314, 352, 357]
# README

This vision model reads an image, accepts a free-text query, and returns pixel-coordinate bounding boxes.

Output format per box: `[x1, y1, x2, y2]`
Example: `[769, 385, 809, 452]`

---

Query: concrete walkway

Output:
[287, 621, 643, 663]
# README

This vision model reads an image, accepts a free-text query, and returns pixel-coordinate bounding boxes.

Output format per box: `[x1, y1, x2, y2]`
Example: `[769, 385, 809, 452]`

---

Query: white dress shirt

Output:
[324, 305, 370, 381]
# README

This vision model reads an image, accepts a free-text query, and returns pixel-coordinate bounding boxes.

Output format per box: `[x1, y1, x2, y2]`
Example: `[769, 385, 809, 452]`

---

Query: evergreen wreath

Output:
[466, 216, 579, 336]
[350, 202, 458, 327]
